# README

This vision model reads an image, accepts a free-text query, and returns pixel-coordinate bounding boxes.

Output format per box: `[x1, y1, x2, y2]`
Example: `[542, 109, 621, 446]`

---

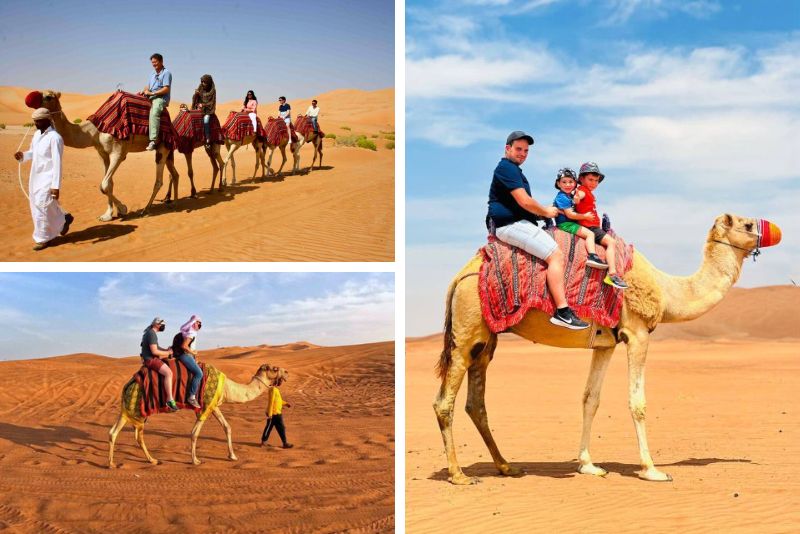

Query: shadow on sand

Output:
[57, 223, 137, 246]
[130, 184, 259, 218]
[0, 421, 107, 466]
[429, 457, 754, 482]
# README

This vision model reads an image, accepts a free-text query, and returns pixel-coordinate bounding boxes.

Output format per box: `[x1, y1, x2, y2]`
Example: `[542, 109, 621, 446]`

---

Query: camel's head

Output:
[35, 90, 62, 113]
[257, 363, 289, 386]
[712, 214, 782, 255]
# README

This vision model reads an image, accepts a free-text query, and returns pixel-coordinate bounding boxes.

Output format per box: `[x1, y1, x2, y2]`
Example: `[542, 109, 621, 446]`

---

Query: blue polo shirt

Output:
[148, 68, 172, 105]
[487, 158, 540, 228]
[553, 191, 574, 225]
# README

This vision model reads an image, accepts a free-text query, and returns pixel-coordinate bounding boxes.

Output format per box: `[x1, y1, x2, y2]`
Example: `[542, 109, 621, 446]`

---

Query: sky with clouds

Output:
[0, 272, 394, 360]
[0, 0, 394, 102]
[407, 0, 799, 335]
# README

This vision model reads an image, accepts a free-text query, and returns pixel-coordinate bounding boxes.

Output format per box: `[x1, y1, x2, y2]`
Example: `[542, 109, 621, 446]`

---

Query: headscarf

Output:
[31, 108, 50, 120]
[192, 75, 216, 115]
[181, 314, 202, 339]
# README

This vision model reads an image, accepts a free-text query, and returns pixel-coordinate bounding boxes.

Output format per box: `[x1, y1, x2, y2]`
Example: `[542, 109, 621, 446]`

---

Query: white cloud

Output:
[600, 0, 721, 25]
[98, 277, 158, 318]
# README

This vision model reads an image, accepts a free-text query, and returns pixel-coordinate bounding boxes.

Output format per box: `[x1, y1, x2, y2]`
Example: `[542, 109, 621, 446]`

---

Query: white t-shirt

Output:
[305, 106, 320, 118]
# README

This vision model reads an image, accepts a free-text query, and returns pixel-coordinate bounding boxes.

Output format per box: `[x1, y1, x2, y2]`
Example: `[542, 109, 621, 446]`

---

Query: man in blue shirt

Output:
[140, 53, 172, 151]
[487, 131, 589, 330]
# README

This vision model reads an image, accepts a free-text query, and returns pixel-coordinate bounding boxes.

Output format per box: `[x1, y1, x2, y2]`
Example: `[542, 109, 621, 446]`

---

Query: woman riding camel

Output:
[173, 314, 204, 409]
[191, 74, 216, 148]
[241, 90, 258, 134]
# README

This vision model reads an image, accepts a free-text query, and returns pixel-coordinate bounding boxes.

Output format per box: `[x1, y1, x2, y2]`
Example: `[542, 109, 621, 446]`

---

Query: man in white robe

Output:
[14, 108, 73, 250]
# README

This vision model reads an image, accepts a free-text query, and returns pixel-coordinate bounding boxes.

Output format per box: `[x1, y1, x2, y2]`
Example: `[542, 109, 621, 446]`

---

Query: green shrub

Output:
[325, 133, 337, 139]
[0, 123, 5, 130]
[340, 126, 351, 131]
[73, 118, 82, 124]
[23, 122, 33, 127]
[356, 134, 367, 142]
[379, 130, 394, 134]
[371, 134, 378, 138]
[384, 133, 394, 140]
[356, 138, 377, 151]
[336, 134, 358, 147]
[385, 140, 394, 150]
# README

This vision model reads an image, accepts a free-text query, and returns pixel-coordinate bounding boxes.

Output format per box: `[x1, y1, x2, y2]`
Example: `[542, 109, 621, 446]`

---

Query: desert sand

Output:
[0, 341, 394, 533]
[406, 286, 800, 533]
[0, 86, 394, 261]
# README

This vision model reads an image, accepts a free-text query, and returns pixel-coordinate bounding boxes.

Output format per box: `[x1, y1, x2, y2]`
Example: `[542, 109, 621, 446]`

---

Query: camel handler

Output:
[305, 99, 320, 133]
[487, 130, 589, 330]
[13, 108, 74, 251]
[140, 317, 179, 412]
[260, 375, 293, 449]
[139, 52, 172, 151]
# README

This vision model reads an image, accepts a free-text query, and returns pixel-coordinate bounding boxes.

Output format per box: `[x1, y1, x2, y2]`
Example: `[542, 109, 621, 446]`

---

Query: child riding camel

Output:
[553, 167, 608, 270]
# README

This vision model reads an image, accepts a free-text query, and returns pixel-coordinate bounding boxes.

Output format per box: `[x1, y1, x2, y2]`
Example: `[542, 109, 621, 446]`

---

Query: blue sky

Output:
[407, 0, 800, 335]
[0, 272, 394, 360]
[0, 0, 394, 101]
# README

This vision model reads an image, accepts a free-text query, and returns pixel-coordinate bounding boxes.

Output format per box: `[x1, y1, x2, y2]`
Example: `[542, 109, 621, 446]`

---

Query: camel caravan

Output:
[21, 55, 325, 224]
[433, 131, 783, 485]
[108, 316, 293, 467]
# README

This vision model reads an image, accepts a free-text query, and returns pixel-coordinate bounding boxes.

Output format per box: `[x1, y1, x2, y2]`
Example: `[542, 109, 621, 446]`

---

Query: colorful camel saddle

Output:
[127, 359, 224, 420]
[264, 116, 299, 146]
[295, 115, 324, 139]
[479, 229, 634, 333]
[87, 91, 177, 150]
[172, 109, 225, 153]
[222, 111, 266, 142]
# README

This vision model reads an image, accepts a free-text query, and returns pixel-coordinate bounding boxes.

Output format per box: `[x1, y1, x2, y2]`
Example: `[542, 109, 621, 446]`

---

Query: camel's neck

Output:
[50, 109, 97, 149]
[223, 376, 269, 404]
[658, 235, 747, 323]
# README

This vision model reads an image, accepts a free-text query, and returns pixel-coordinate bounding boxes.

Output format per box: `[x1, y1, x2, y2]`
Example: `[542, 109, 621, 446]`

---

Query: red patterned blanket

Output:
[222, 111, 266, 142]
[295, 115, 324, 138]
[133, 358, 208, 418]
[264, 116, 298, 146]
[479, 229, 634, 333]
[172, 110, 224, 153]
[87, 91, 176, 150]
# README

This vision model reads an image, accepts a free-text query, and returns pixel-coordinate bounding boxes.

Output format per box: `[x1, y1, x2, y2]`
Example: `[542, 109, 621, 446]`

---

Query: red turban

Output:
[25, 91, 43, 109]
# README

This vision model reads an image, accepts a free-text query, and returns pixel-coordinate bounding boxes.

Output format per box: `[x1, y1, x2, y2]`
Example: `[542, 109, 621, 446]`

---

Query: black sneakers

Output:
[550, 308, 590, 330]
[586, 253, 608, 269]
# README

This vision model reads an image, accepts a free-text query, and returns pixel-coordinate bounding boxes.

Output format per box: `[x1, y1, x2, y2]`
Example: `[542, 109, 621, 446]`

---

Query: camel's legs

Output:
[134, 423, 159, 465]
[98, 149, 128, 221]
[210, 145, 224, 191]
[142, 149, 169, 215]
[291, 140, 302, 175]
[185, 151, 196, 198]
[433, 345, 474, 485]
[623, 327, 671, 481]
[276, 145, 287, 176]
[577, 346, 616, 476]
[108, 413, 127, 468]
[265, 146, 275, 176]
[223, 142, 240, 186]
[190, 416, 208, 465]
[212, 407, 238, 461]
[465, 335, 521, 477]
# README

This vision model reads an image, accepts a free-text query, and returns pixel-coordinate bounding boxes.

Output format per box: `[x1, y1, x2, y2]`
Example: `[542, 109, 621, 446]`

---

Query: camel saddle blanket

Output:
[130, 359, 222, 419]
[295, 115, 325, 139]
[173, 110, 225, 153]
[479, 229, 634, 333]
[264, 116, 299, 146]
[87, 91, 176, 150]
[222, 111, 266, 142]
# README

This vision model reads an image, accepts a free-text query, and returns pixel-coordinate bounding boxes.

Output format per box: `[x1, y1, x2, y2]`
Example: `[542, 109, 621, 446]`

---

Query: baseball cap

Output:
[151, 317, 166, 326]
[506, 131, 535, 146]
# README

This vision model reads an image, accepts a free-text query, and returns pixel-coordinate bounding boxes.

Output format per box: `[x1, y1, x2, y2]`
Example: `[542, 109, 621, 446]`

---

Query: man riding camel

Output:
[140, 53, 172, 151]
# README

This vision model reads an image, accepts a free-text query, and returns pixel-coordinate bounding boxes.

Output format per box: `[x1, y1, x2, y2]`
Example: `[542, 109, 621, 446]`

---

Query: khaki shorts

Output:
[495, 220, 557, 260]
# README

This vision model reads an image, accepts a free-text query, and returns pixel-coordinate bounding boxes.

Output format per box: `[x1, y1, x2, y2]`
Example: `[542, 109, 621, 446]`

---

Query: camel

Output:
[222, 131, 267, 186]
[35, 90, 179, 221]
[434, 214, 781, 484]
[293, 114, 324, 174]
[108, 363, 288, 467]
[163, 105, 226, 201]
[263, 120, 297, 179]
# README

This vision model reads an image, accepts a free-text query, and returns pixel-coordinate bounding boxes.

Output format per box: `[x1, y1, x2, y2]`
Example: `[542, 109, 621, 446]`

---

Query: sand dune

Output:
[0, 86, 394, 261]
[0, 341, 394, 533]
[406, 335, 799, 533]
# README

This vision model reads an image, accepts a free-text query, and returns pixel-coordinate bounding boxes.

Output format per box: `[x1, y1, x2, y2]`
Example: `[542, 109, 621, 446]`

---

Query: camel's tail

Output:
[436, 275, 460, 382]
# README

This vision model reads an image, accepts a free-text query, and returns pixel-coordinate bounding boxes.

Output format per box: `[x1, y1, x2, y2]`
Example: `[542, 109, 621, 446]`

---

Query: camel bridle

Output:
[711, 226, 763, 261]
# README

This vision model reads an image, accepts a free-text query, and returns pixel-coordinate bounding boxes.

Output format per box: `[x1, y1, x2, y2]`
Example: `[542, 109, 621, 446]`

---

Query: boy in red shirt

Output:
[574, 162, 628, 289]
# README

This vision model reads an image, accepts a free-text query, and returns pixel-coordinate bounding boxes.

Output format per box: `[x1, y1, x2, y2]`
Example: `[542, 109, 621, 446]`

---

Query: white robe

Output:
[22, 126, 66, 244]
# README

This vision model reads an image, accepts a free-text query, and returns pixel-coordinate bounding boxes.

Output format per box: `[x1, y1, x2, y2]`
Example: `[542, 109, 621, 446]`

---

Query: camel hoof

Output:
[498, 464, 524, 477]
[228, 454, 238, 461]
[98, 214, 113, 222]
[108, 462, 118, 469]
[638, 468, 672, 482]
[192, 459, 201, 466]
[149, 459, 159, 465]
[449, 472, 479, 485]
[578, 464, 608, 477]
[163, 199, 172, 205]
[118, 205, 128, 217]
